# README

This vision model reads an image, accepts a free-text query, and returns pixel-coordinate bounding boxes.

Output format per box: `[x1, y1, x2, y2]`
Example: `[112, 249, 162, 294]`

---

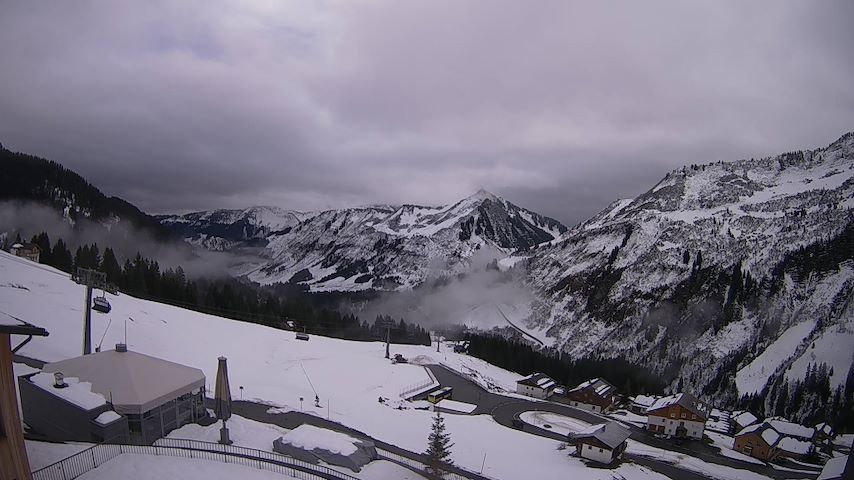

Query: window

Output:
[588, 445, 592, 450]
[691, 414, 696, 420]
[599, 448, 603, 453]
[681, 413, 686, 419]
[670, 413, 676, 418]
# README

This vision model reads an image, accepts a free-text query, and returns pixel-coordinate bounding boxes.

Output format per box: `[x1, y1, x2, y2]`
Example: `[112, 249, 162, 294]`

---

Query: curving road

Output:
[423, 364, 818, 480]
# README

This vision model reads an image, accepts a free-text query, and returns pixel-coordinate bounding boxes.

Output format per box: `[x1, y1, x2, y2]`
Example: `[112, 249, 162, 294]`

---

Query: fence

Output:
[400, 365, 440, 398]
[32, 438, 362, 480]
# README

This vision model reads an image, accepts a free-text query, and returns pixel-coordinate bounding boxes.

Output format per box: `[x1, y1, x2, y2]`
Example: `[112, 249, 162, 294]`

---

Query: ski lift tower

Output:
[72, 267, 118, 355]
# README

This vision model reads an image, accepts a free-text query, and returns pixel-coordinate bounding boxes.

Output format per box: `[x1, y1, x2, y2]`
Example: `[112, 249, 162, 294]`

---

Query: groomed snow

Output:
[26, 440, 91, 471]
[627, 440, 774, 480]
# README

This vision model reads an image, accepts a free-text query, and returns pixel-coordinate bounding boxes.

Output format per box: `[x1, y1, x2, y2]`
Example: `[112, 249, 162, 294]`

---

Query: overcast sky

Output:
[1, 1, 853, 226]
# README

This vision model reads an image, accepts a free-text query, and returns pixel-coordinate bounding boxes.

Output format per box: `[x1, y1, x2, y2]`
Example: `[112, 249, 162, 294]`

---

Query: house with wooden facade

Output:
[515, 373, 556, 399]
[565, 378, 617, 413]
[570, 421, 631, 464]
[9, 243, 41, 263]
[731, 410, 759, 434]
[733, 422, 781, 461]
[645, 392, 710, 440]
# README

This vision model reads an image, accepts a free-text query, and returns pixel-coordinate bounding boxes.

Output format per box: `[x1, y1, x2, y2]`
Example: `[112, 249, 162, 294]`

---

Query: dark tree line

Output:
[21, 231, 430, 346]
[464, 332, 665, 396]
[741, 361, 854, 432]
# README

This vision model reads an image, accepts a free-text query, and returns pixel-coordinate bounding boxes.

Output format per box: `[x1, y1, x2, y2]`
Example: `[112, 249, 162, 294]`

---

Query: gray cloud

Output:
[1, 0, 852, 225]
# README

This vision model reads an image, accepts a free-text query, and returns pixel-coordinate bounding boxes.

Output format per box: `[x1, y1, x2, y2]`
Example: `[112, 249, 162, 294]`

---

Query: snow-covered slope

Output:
[524, 132, 854, 408]
[157, 206, 309, 251]
[1, 250, 665, 480]
[161, 190, 567, 291]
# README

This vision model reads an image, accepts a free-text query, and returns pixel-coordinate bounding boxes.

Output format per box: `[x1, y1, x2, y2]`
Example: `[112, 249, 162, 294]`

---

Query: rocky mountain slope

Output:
[160, 189, 567, 290]
[523, 132, 854, 409]
[157, 206, 309, 251]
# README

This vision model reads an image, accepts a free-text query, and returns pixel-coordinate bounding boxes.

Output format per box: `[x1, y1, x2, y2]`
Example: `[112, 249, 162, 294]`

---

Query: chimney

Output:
[53, 372, 68, 389]
[115, 343, 127, 352]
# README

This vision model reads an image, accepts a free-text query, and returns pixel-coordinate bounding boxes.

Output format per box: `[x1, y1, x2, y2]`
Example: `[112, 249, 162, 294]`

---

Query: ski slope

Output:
[1, 250, 668, 480]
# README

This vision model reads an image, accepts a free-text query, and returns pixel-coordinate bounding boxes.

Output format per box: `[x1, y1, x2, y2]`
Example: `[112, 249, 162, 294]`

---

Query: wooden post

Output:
[0, 332, 34, 480]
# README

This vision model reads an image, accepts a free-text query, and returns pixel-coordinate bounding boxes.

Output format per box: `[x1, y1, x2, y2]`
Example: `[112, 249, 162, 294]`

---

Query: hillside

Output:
[0, 144, 175, 241]
[523, 132, 854, 416]
[161, 189, 567, 291]
[1, 250, 664, 480]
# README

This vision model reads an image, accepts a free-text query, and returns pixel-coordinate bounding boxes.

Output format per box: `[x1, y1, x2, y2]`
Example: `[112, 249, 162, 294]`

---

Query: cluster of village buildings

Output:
[514, 372, 844, 470]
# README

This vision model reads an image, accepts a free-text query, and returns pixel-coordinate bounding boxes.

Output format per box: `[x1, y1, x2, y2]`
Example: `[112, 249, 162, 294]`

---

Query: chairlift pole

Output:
[72, 267, 117, 355]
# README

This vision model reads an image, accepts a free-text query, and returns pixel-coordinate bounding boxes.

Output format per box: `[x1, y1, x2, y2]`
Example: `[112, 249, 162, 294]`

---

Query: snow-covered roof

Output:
[777, 436, 813, 455]
[761, 428, 781, 447]
[572, 421, 631, 450]
[569, 377, 616, 397]
[517, 373, 556, 389]
[817, 454, 849, 480]
[42, 348, 205, 415]
[29, 372, 107, 410]
[732, 411, 758, 427]
[645, 392, 710, 419]
[0, 311, 49, 336]
[735, 423, 764, 437]
[815, 422, 833, 435]
[11, 243, 23, 248]
[767, 418, 815, 440]
[630, 394, 659, 407]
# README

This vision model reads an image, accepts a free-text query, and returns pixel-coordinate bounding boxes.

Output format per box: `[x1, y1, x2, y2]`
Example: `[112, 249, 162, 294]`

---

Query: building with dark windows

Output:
[20, 344, 207, 445]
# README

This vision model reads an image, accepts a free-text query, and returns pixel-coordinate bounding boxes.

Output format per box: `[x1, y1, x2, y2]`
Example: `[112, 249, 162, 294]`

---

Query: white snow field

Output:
[75, 454, 298, 480]
[2, 251, 669, 480]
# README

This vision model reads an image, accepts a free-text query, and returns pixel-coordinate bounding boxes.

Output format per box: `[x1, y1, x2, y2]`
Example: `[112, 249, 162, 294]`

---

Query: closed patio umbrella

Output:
[214, 356, 233, 444]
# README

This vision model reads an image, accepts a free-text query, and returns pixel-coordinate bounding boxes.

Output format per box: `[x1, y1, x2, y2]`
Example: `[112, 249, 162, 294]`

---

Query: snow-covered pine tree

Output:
[424, 410, 454, 476]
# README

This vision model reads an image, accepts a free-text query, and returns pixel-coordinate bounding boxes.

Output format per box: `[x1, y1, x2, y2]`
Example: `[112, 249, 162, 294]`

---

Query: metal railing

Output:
[376, 447, 493, 480]
[32, 438, 361, 480]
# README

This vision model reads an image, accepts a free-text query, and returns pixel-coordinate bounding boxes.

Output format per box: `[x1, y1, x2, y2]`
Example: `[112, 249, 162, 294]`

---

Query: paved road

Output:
[424, 364, 818, 480]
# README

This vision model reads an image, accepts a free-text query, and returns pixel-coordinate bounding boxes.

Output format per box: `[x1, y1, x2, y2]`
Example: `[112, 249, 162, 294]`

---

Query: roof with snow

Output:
[732, 411, 759, 427]
[767, 417, 815, 440]
[0, 311, 49, 336]
[630, 394, 659, 408]
[815, 422, 833, 436]
[777, 436, 813, 455]
[42, 347, 205, 414]
[645, 392, 710, 419]
[817, 454, 850, 480]
[735, 421, 781, 447]
[571, 421, 631, 450]
[569, 377, 616, 397]
[517, 373, 556, 390]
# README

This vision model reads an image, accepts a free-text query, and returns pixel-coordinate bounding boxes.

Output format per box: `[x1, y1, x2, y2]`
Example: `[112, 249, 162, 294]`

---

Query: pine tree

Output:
[424, 410, 454, 476]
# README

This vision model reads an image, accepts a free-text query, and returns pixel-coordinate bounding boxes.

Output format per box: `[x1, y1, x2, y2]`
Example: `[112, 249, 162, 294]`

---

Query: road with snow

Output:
[424, 364, 818, 480]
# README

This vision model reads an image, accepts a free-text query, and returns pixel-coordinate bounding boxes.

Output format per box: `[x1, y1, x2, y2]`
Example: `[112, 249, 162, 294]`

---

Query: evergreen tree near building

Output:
[424, 410, 454, 476]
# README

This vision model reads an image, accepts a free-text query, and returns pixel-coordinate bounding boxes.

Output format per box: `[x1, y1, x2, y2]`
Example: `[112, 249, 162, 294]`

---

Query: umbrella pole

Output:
[219, 418, 232, 445]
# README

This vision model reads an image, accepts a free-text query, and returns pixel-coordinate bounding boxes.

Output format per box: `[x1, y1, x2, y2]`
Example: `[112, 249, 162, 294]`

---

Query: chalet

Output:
[645, 392, 710, 440]
[565, 378, 617, 413]
[733, 422, 781, 462]
[731, 410, 759, 434]
[628, 394, 659, 415]
[20, 345, 208, 445]
[9, 242, 40, 263]
[570, 421, 631, 464]
[516, 373, 556, 399]
[767, 417, 815, 443]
